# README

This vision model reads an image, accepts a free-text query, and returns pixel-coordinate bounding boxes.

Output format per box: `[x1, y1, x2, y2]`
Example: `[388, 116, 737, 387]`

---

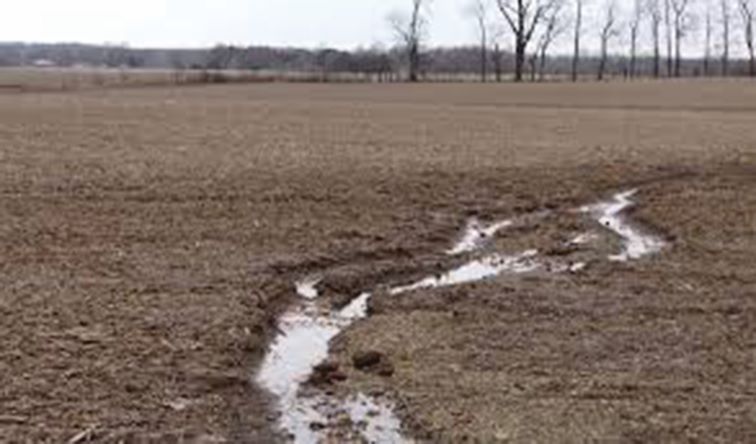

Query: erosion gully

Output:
[256, 190, 665, 443]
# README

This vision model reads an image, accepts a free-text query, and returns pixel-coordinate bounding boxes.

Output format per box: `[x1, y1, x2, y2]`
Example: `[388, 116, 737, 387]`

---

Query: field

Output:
[1, 80, 754, 442]
[0, 67, 338, 93]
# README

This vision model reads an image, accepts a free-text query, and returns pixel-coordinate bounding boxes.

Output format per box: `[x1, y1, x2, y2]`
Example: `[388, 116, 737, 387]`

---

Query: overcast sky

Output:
[0, 0, 742, 55]
[1, 0, 476, 48]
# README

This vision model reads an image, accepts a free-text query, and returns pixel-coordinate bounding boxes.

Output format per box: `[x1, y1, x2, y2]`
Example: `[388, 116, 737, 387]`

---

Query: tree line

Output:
[1, 0, 754, 82]
[392, 0, 754, 81]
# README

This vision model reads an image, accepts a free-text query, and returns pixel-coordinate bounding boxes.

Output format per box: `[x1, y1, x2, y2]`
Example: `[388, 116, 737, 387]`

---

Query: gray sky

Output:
[1, 0, 474, 49]
[0, 0, 743, 55]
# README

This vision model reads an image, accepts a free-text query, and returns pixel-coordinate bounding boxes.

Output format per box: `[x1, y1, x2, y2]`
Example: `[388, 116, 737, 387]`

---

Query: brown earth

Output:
[0, 81, 754, 442]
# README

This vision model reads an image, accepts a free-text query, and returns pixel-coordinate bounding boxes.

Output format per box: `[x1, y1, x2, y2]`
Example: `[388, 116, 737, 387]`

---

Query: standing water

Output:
[583, 190, 666, 261]
[256, 189, 666, 442]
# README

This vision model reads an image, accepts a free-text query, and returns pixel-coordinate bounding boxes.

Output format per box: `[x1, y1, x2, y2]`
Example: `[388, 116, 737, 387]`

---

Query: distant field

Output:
[0, 81, 753, 442]
[0, 67, 377, 92]
[7, 66, 753, 92]
[0, 67, 178, 90]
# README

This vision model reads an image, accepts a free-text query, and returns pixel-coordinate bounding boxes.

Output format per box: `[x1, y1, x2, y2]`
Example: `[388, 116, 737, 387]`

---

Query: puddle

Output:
[391, 250, 539, 295]
[257, 250, 540, 442]
[257, 189, 667, 443]
[256, 283, 406, 443]
[448, 219, 513, 255]
[584, 190, 665, 261]
[343, 393, 405, 443]
[255, 305, 339, 442]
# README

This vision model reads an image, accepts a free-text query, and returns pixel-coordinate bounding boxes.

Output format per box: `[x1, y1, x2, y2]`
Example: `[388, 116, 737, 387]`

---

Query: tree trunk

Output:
[514, 41, 526, 82]
[653, 32, 661, 77]
[480, 37, 487, 82]
[749, 20, 755, 77]
[674, 26, 682, 77]
[665, 1, 673, 77]
[572, 2, 582, 82]
[630, 30, 637, 79]
[494, 44, 502, 82]
[539, 47, 548, 81]
[598, 40, 608, 81]
[409, 43, 419, 82]
[722, 9, 730, 76]
[704, 13, 712, 76]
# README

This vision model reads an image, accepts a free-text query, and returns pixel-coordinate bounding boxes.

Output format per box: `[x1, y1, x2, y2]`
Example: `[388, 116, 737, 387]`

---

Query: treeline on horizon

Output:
[1, 42, 754, 81]
[2, 0, 756, 82]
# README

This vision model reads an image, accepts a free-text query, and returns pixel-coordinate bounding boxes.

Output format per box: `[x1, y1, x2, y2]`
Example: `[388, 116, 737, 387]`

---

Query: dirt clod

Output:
[311, 361, 348, 385]
[352, 350, 384, 370]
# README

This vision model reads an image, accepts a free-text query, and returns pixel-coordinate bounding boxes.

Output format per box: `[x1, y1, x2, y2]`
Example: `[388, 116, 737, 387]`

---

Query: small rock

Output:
[310, 360, 346, 385]
[313, 360, 339, 374]
[330, 370, 348, 382]
[547, 245, 578, 257]
[369, 388, 385, 397]
[352, 350, 383, 370]
[164, 398, 191, 412]
[309, 421, 327, 431]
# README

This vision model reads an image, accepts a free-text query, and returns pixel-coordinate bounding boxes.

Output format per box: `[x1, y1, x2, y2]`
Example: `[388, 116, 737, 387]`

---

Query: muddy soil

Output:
[1, 81, 754, 442]
[329, 171, 756, 442]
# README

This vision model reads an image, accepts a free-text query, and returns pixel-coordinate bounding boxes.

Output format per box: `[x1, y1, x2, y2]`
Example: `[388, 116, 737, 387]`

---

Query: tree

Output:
[535, 0, 567, 81]
[493, 42, 504, 81]
[315, 49, 352, 81]
[205, 45, 238, 70]
[648, 0, 663, 77]
[670, 0, 691, 77]
[572, 0, 584, 81]
[721, 0, 731, 75]
[496, 0, 555, 82]
[389, 0, 431, 82]
[467, 0, 490, 82]
[629, 0, 644, 78]
[739, 0, 755, 76]
[598, 0, 620, 80]
[104, 45, 130, 68]
[704, 4, 713, 75]
[665, 0, 673, 76]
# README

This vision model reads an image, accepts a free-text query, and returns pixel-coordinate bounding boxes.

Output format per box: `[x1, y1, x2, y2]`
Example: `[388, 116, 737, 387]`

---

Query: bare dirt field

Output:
[0, 80, 754, 442]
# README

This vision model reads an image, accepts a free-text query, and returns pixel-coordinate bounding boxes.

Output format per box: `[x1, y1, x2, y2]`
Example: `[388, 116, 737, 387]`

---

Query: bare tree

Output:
[629, 0, 644, 78]
[389, 0, 430, 82]
[598, 0, 620, 80]
[493, 42, 504, 81]
[467, 0, 490, 82]
[535, 0, 567, 81]
[722, 0, 731, 75]
[665, 0, 673, 76]
[205, 45, 238, 70]
[572, 0, 584, 81]
[704, 4, 713, 75]
[528, 49, 540, 81]
[648, 0, 663, 77]
[670, 0, 691, 77]
[496, 0, 554, 82]
[739, 0, 755, 76]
